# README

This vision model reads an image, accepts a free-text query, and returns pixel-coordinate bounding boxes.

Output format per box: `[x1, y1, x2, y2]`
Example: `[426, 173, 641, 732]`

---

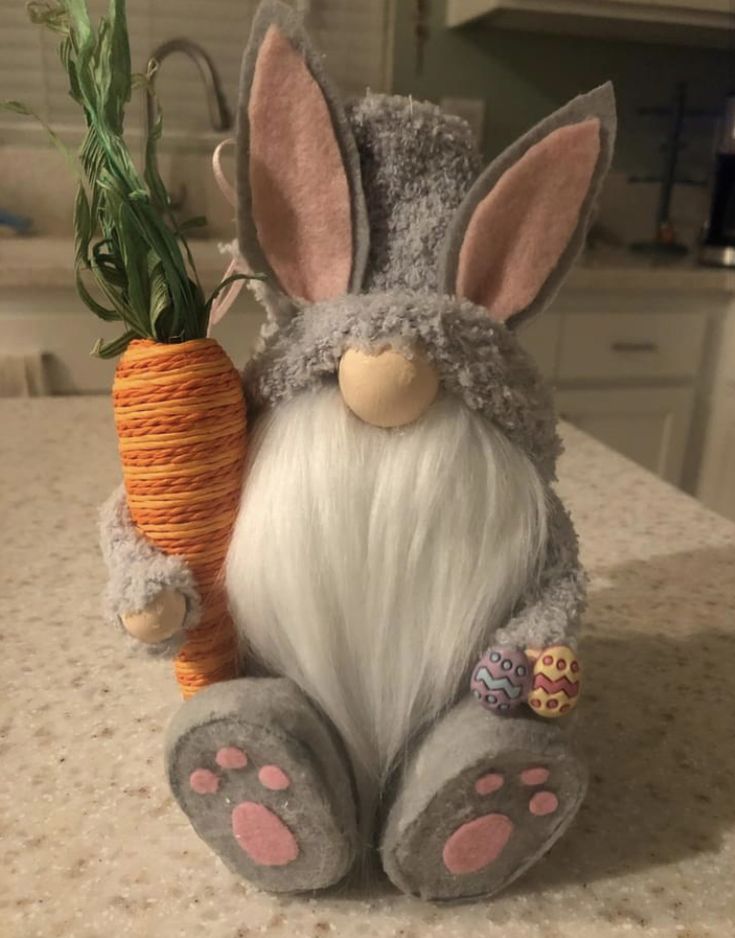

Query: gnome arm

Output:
[99, 486, 201, 657]
[493, 490, 586, 652]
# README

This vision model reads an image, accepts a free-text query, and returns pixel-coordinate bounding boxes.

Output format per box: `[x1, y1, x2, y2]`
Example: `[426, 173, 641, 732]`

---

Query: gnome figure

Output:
[101, 0, 614, 901]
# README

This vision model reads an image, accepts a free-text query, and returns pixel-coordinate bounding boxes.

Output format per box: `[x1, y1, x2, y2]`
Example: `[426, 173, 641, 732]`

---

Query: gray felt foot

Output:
[165, 677, 358, 893]
[381, 697, 587, 902]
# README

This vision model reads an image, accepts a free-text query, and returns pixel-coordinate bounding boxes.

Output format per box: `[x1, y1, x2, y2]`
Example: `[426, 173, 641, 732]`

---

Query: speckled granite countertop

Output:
[2, 398, 735, 937]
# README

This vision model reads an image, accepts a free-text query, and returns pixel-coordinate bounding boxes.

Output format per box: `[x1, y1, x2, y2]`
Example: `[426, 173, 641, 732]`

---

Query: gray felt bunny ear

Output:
[235, 0, 369, 304]
[439, 83, 616, 328]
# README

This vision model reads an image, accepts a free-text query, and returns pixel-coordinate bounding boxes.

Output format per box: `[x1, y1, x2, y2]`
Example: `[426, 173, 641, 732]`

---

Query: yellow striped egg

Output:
[527, 645, 581, 718]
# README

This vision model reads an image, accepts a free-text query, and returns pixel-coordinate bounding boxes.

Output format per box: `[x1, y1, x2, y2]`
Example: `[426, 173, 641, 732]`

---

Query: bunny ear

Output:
[439, 83, 616, 327]
[236, 0, 369, 304]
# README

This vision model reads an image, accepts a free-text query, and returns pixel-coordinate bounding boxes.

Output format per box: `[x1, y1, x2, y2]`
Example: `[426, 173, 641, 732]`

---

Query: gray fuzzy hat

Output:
[235, 1, 616, 482]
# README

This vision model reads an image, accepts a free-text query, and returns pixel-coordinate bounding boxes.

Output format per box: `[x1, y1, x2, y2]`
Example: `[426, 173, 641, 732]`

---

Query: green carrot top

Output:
[2, 0, 251, 357]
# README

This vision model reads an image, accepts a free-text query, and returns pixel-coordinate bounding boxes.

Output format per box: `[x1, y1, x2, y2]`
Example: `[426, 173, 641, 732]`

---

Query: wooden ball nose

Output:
[338, 345, 439, 428]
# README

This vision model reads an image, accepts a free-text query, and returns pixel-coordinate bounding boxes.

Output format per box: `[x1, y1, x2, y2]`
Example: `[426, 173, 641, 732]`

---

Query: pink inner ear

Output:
[456, 119, 601, 322]
[248, 26, 352, 302]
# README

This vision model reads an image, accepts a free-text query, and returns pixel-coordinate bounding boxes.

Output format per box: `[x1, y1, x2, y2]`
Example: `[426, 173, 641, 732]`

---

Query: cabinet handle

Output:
[611, 340, 658, 353]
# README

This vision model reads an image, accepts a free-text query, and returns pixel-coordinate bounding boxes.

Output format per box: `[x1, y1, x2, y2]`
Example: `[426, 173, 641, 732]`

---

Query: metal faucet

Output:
[145, 38, 232, 138]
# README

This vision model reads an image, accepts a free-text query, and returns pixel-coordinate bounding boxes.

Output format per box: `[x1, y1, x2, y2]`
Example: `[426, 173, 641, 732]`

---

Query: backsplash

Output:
[1, 0, 730, 255]
[0, 138, 237, 240]
[0, 142, 712, 256]
[595, 172, 711, 252]
[392, 2, 733, 253]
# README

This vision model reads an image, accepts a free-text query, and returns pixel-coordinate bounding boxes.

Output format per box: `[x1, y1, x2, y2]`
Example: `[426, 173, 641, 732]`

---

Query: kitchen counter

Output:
[2, 397, 735, 937]
[3, 236, 735, 294]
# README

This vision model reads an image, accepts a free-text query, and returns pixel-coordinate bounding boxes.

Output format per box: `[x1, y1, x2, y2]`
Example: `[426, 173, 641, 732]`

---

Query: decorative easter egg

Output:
[470, 647, 532, 714]
[527, 645, 581, 718]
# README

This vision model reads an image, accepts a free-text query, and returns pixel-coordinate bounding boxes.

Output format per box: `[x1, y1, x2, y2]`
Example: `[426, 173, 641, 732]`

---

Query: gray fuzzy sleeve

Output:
[494, 490, 587, 651]
[99, 486, 201, 659]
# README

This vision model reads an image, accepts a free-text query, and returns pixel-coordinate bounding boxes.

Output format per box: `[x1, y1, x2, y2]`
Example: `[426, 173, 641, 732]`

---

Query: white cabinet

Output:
[519, 287, 725, 490]
[446, 0, 734, 46]
[556, 312, 706, 382]
[698, 388, 735, 520]
[554, 386, 694, 483]
[697, 307, 735, 521]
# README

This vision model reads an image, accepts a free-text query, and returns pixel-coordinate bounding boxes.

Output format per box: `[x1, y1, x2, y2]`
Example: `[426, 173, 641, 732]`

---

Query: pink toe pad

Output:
[442, 813, 514, 875]
[258, 765, 291, 791]
[474, 772, 504, 796]
[189, 768, 219, 794]
[529, 791, 559, 816]
[232, 802, 299, 867]
[216, 747, 248, 770]
[520, 767, 550, 786]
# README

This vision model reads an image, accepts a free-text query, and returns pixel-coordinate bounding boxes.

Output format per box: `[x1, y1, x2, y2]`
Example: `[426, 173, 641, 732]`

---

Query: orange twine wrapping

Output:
[113, 338, 247, 699]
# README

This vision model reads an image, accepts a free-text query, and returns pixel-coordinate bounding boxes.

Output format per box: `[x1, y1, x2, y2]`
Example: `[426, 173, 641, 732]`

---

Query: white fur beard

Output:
[226, 387, 547, 790]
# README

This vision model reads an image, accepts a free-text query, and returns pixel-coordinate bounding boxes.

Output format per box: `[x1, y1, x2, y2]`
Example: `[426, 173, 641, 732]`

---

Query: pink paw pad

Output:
[529, 790, 559, 816]
[520, 766, 550, 786]
[232, 801, 299, 867]
[474, 772, 504, 795]
[189, 768, 219, 794]
[216, 746, 248, 769]
[258, 765, 291, 791]
[443, 813, 514, 875]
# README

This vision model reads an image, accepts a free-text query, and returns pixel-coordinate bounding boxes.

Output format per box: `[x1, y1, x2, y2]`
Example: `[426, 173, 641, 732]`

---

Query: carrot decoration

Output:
[2, 1, 257, 696]
[114, 340, 246, 697]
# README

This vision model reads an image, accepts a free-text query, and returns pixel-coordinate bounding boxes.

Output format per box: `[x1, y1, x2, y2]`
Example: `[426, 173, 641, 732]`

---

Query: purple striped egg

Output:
[471, 647, 532, 714]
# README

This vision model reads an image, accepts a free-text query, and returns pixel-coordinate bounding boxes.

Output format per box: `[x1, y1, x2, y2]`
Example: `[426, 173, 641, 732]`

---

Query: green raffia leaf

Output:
[75, 269, 120, 321]
[0, 100, 79, 175]
[91, 330, 137, 359]
[104, 1, 131, 131]
[205, 273, 265, 313]
[1, 100, 33, 116]
[74, 185, 92, 258]
[142, 86, 204, 323]
[10, 0, 254, 357]
[148, 255, 173, 338]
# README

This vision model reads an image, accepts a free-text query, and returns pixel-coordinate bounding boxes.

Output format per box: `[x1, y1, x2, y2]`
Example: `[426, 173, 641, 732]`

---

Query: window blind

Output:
[0, 0, 393, 135]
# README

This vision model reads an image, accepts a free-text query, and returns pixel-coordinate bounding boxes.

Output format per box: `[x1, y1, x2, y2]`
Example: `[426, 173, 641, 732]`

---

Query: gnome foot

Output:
[166, 678, 358, 893]
[381, 698, 586, 901]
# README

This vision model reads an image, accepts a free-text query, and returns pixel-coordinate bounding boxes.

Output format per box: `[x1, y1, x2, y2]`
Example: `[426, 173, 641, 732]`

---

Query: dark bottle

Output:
[701, 95, 735, 266]
[705, 152, 735, 245]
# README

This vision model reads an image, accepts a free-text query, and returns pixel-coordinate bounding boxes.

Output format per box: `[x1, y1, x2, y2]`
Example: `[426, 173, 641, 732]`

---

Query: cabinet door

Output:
[697, 387, 735, 522]
[554, 386, 694, 485]
[557, 312, 706, 382]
